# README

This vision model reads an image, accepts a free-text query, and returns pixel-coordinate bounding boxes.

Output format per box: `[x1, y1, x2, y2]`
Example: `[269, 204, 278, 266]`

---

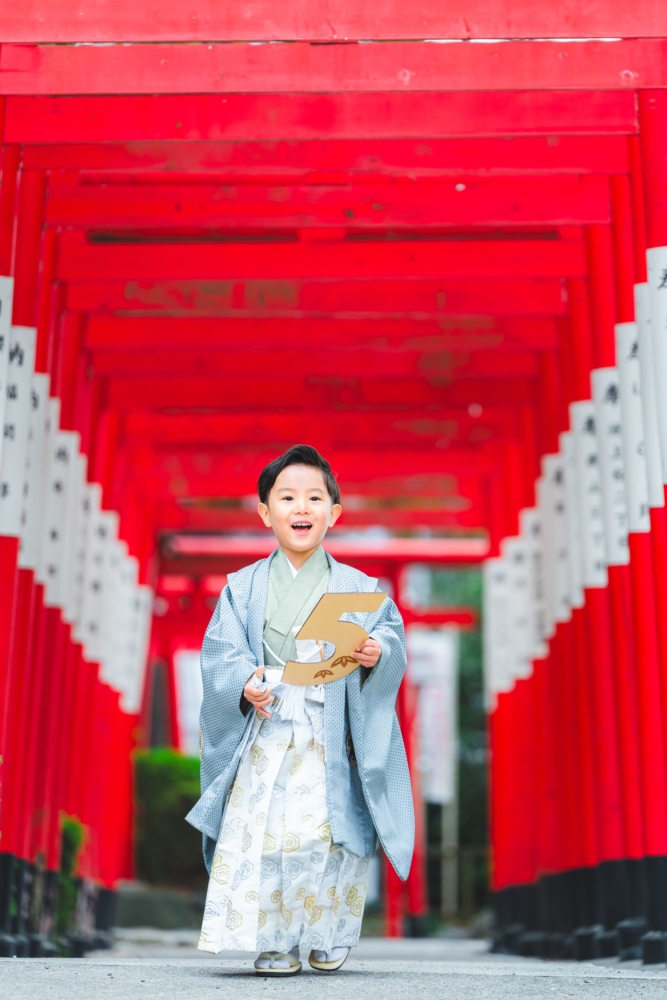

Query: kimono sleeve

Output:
[198, 584, 259, 793]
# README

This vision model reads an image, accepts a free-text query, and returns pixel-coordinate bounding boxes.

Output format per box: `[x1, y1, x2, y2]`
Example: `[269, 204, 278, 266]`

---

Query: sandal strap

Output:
[272, 952, 301, 968]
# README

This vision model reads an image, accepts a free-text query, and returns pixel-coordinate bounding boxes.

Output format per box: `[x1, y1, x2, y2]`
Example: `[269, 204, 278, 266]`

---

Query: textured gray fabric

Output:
[185, 549, 414, 881]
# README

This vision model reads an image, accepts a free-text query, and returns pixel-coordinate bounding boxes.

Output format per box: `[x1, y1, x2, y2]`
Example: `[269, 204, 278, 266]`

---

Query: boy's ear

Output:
[257, 502, 272, 527]
[329, 502, 342, 527]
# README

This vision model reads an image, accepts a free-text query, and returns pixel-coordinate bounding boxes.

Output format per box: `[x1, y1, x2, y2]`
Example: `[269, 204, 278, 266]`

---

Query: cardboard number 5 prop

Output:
[281, 593, 387, 686]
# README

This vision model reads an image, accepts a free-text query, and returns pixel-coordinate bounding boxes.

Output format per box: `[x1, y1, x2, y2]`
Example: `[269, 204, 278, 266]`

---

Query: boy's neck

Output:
[279, 543, 321, 571]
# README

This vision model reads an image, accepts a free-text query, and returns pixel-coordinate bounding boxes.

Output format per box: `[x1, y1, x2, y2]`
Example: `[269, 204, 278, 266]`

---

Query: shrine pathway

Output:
[1, 938, 667, 999]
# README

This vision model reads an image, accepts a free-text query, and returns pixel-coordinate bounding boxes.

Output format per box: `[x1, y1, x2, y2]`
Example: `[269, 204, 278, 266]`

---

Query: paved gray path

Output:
[1, 937, 667, 999]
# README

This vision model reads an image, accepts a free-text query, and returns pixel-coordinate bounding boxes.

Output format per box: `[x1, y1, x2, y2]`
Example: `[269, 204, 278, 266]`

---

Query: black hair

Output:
[257, 445, 340, 506]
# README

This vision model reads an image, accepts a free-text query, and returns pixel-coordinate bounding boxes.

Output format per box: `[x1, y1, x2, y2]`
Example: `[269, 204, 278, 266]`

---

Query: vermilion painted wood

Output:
[2, 0, 667, 42]
[57, 230, 587, 281]
[68, 277, 568, 318]
[121, 445, 496, 492]
[649, 509, 667, 774]
[585, 224, 619, 367]
[4, 92, 638, 144]
[628, 535, 667, 854]
[611, 173, 637, 321]
[45, 175, 612, 229]
[558, 621, 584, 872]
[583, 587, 625, 862]
[10, 169, 46, 326]
[638, 90, 667, 246]
[118, 500, 488, 535]
[90, 347, 541, 380]
[104, 373, 539, 410]
[0, 569, 34, 856]
[0, 144, 20, 274]
[628, 135, 649, 283]
[124, 455, 497, 498]
[85, 315, 558, 350]
[3, 40, 667, 95]
[121, 408, 518, 450]
[0, 538, 19, 775]
[23, 136, 631, 175]
[570, 606, 600, 870]
[533, 651, 559, 874]
[606, 565, 648, 860]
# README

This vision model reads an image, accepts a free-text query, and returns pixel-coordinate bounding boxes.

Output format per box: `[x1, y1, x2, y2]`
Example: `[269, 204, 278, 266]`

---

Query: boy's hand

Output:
[353, 638, 382, 669]
[243, 667, 274, 719]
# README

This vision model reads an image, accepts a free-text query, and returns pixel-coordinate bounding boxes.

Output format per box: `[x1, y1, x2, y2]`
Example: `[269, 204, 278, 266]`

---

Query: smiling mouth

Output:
[291, 522, 312, 532]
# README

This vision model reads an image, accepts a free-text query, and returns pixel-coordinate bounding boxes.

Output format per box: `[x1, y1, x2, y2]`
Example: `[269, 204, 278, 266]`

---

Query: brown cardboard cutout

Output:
[281, 592, 387, 686]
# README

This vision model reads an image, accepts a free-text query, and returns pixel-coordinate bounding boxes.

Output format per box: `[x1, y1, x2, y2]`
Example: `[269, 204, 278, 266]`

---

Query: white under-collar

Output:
[285, 555, 300, 578]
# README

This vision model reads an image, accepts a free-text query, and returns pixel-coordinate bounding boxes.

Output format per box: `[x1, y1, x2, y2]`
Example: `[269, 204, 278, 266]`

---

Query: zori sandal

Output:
[308, 947, 350, 972]
[254, 950, 303, 976]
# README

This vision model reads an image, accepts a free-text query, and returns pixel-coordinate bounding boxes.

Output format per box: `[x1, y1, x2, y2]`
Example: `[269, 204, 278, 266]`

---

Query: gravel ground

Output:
[0, 937, 666, 999]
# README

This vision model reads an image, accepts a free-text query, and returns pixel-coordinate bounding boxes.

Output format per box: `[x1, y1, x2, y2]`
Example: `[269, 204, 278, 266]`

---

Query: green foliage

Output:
[134, 748, 206, 888]
[430, 567, 482, 610]
[57, 815, 85, 936]
[430, 567, 489, 909]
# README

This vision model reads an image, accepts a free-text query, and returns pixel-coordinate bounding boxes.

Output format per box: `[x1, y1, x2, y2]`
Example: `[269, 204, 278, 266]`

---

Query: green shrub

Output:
[57, 815, 85, 935]
[134, 748, 206, 888]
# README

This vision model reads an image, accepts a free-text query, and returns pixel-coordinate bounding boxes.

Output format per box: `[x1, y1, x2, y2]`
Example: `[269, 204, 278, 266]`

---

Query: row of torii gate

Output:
[1, 0, 667, 961]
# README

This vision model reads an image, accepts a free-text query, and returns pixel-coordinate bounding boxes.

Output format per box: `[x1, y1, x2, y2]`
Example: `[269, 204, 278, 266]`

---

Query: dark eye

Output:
[282, 494, 293, 501]
[310, 496, 321, 502]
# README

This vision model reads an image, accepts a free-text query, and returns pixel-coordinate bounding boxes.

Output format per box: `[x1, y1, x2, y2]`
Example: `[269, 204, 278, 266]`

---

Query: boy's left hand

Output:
[353, 638, 382, 668]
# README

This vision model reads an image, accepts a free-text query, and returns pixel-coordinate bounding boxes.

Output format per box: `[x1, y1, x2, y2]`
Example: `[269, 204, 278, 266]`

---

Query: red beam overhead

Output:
[67, 278, 568, 317]
[23, 137, 630, 175]
[120, 444, 496, 490]
[164, 534, 489, 563]
[84, 315, 558, 350]
[123, 408, 518, 447]
[89, 347, 540, 380]
[45, 175, 612, 229]
[143, 499, 489, 535]
[2, 1, 666, 42]
[4, 92, 637, 144]
[104, 374, 538, 410]
[58, 230, 586, 281]
[2, 40, 667, 95]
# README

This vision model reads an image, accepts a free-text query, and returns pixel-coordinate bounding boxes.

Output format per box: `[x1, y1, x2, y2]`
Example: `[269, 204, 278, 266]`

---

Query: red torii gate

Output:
[0, 0, 667, 962]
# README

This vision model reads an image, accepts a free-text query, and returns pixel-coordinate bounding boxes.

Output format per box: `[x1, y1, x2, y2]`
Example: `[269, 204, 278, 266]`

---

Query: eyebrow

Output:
[276, 485, 325, 493]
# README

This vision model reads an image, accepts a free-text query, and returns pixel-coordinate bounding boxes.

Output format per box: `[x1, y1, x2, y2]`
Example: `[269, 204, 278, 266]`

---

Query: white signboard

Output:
[615, 322, 650, 534]
[407, 625, 458, 805]
[519, 507, 548, 659]
[647, 246, 667, 486]
[0, 278, 13, 479]
[570, 401, 607, 587]
[80, 484, 104, 663]
[560, 431, 584, 610]
[173, 648, 204, 756]
[18, 373, 49, 571]
[0, 326, 36, 537]
[635, 282, 664, 508]
[42, 430, 80, 609]
[591, 368, 629, 566]
[482, 558, 514, 709]
[541, 453, 570, 627]
[500, 535, 532, 680]
[122, 584, 153, 715]
[71, 469, 92, 640]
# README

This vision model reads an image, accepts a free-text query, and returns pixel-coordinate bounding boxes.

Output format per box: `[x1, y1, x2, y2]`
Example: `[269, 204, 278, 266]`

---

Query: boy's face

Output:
[257, 464, 341, 561]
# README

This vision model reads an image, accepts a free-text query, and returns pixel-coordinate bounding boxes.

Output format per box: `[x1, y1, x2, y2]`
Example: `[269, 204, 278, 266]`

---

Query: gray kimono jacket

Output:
[185, 549, 415, 881]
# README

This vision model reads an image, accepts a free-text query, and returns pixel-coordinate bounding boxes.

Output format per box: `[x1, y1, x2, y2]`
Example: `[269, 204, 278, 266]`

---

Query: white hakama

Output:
[198, 693, 368, 954]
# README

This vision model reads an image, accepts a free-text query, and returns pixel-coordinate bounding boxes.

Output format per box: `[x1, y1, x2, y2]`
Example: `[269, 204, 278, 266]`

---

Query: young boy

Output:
[187, 445, 413, 975]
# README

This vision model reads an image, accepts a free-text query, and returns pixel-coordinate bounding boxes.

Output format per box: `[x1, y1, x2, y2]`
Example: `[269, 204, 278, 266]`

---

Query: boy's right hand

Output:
[243, 667, 274, 719]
